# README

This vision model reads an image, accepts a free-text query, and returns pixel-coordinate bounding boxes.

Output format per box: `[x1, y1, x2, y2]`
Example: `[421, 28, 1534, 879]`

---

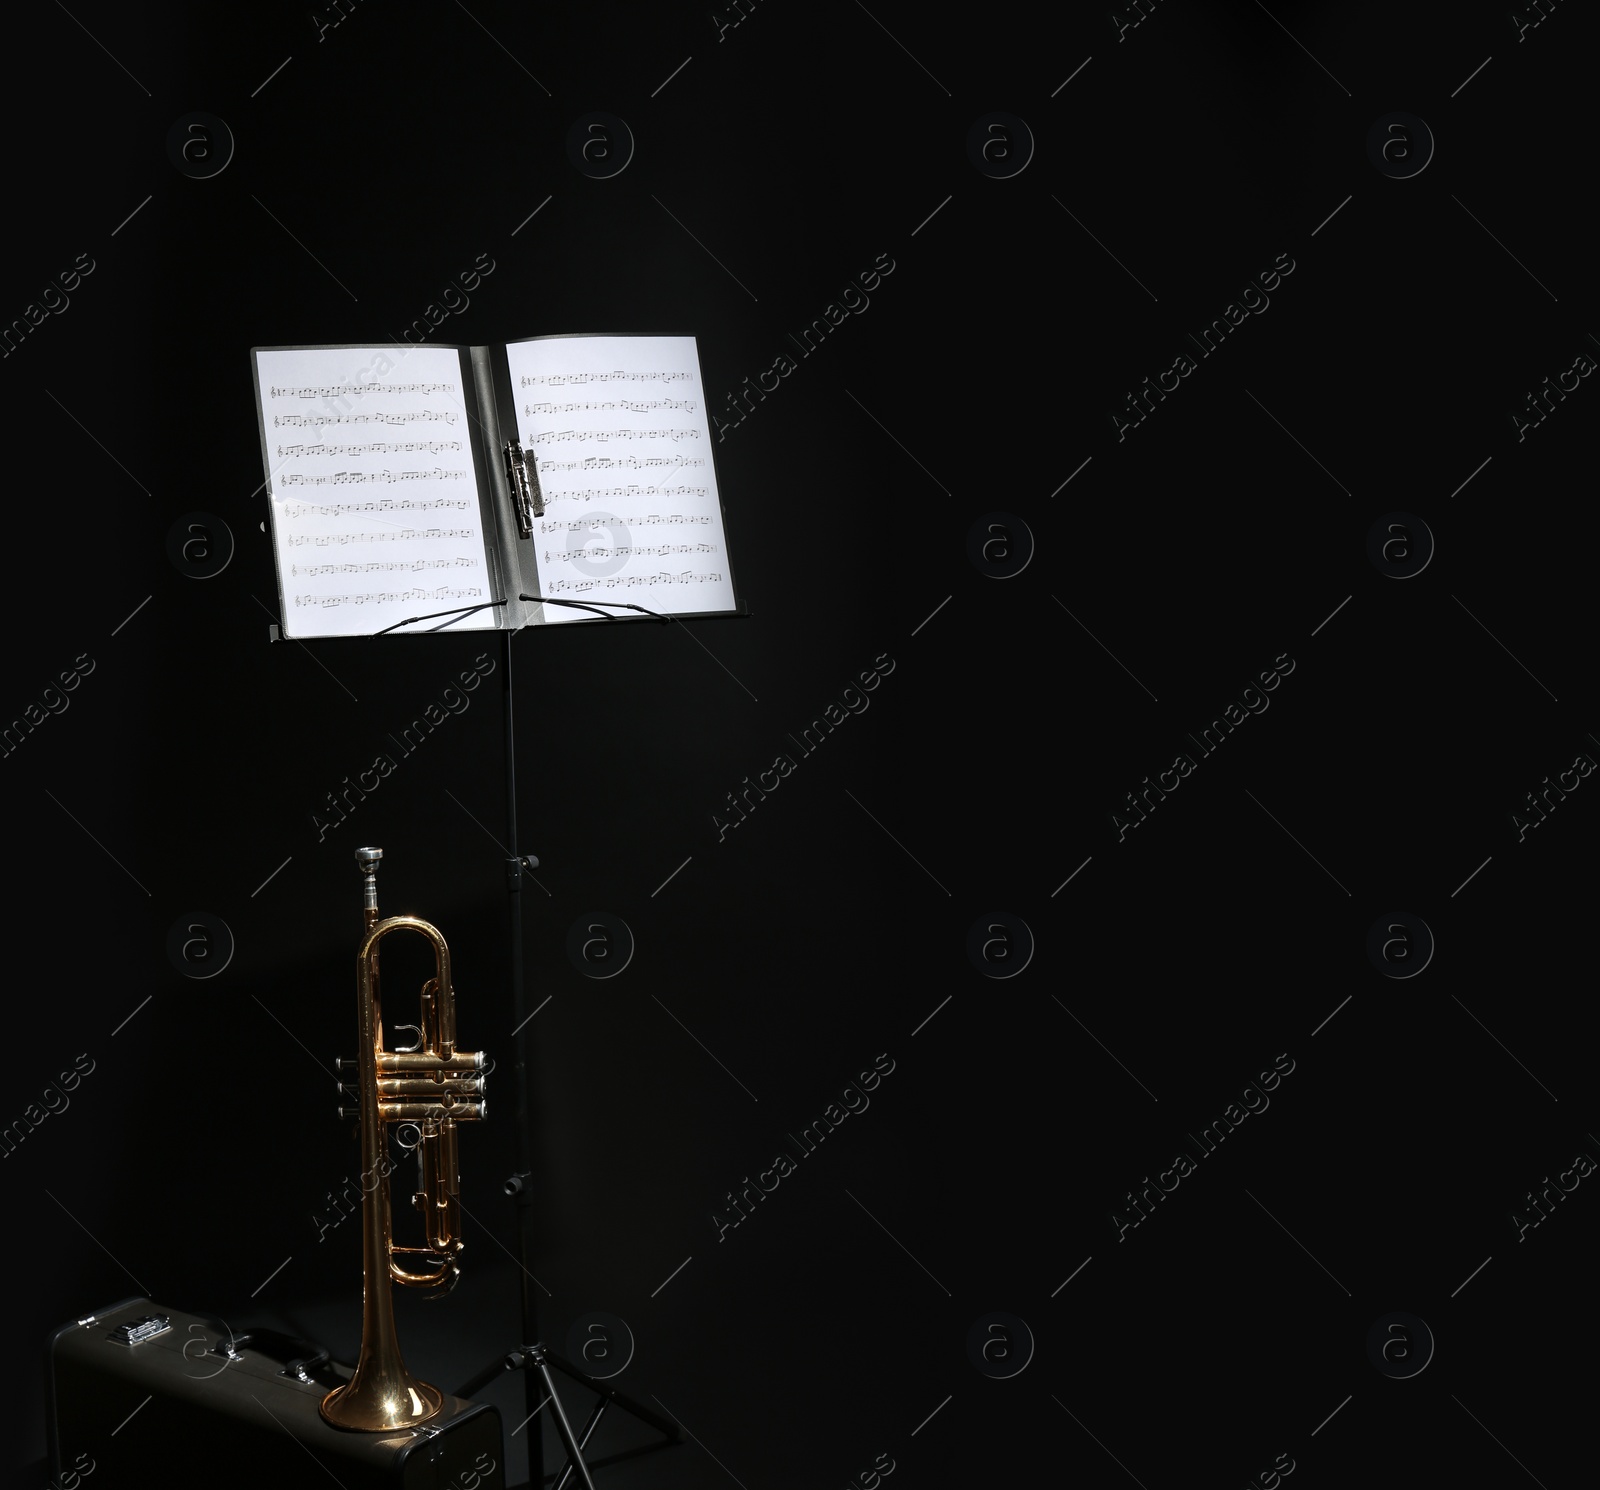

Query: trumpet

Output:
[320, 846, 487, 1433]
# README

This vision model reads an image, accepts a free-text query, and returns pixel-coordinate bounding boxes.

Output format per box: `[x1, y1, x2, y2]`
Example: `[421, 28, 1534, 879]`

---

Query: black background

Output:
[3, 1, 1595, 1486]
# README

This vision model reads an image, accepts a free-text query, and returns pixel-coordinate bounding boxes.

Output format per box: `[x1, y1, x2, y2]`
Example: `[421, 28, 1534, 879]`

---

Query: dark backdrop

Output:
[4, 2, 1595, 1486]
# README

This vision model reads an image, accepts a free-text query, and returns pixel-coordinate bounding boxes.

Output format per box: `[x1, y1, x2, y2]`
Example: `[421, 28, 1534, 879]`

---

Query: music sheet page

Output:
[252, 345, 498, 639]
[503, 334, 736, 624]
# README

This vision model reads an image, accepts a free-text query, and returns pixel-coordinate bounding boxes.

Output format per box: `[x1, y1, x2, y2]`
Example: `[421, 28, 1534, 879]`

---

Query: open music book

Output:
[248, 334, 742, 639]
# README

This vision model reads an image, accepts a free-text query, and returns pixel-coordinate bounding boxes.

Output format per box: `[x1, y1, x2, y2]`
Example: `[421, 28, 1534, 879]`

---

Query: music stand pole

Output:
[500, 623, 543, 1483]
[463, 605, 680, 1485]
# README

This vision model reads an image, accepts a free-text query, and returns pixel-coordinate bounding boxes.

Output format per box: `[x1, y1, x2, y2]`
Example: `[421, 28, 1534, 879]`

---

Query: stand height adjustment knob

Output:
[504, 854, 541, 889]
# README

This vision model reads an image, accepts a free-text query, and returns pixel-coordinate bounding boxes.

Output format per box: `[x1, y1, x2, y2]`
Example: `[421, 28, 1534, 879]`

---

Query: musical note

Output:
[524, 398, 697, 414]
[538, 455, 707, 472]
[268, 382, 456, 398]
[519, 371, 693, 387]
[273, 410, 458, 427]
[279, 498, 473, 517]
[543, 543, 716, 563]
[276, 440, 463, 458]
[541, 485, 708, 503]
[279, 469, 468, 486]
[530, 428, 701, 444]
[547, 572, 722, 592]
[537, 514, 712, 533]
[292, 586, 485, 608]
[291, 557, 477, 576]
[286, 528, 476, 547]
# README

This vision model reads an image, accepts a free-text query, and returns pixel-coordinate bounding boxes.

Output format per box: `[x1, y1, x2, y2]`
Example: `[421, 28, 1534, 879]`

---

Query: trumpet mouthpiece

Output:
[355, 847, 383, 873]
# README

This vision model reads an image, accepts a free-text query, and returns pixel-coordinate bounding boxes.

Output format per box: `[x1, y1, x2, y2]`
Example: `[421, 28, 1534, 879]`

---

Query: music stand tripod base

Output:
[456, 1343, 680, 1489]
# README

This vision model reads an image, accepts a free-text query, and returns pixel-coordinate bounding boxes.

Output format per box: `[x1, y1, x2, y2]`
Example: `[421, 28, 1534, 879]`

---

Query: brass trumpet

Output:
[321, 846, 487, 1433]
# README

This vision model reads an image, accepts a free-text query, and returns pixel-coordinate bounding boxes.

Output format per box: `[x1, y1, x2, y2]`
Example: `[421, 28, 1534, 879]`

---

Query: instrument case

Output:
[45, 1296, 505, 1490]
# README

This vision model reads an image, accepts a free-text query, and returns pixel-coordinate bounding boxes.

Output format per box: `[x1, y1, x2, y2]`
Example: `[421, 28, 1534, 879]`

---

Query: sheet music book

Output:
[248, 334, 743, 639]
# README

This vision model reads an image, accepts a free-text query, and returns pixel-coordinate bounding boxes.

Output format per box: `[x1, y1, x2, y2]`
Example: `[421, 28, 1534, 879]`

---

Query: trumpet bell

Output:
[320, 1367, 444, 1432]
